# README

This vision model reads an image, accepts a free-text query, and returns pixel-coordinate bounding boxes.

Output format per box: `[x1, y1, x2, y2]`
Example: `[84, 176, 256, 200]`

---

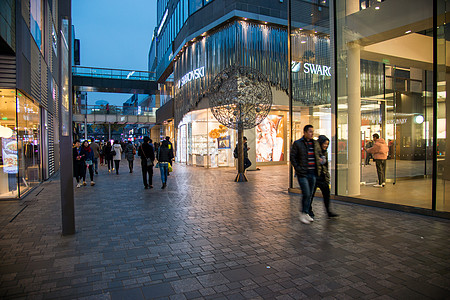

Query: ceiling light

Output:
[405, 30, 412, 34]
[264, 22, 268, 24]
[244, 18, 247, 20]
[301, 41, 306, 44]
[375, 6, 380, 10]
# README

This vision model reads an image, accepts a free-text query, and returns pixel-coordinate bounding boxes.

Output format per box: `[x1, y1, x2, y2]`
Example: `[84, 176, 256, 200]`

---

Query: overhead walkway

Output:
[72, 66, 158, 94]
[73, 105, 156, 124]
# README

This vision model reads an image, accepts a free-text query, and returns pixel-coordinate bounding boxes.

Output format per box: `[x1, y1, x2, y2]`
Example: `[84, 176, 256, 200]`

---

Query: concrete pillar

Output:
[347, 43, 361, 196]
[244, 128, 257, 170]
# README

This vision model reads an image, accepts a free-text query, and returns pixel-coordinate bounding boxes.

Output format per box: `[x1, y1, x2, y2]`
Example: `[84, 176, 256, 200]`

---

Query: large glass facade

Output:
[333, 0, 448, 212]
[0, 89, 41, 198]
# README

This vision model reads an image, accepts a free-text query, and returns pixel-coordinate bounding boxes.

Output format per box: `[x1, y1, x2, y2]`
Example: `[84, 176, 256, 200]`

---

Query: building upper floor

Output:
[150, 0, 330, 82]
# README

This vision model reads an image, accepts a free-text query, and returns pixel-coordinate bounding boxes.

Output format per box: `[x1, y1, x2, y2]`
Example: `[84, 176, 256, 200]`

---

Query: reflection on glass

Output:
[17, 93, 41, 196]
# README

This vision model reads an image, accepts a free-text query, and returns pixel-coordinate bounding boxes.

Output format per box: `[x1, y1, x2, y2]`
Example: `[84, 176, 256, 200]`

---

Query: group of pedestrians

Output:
[291, 125, 338, 224]
[137, 136, 174, 189]
[73, 136, 174, 190]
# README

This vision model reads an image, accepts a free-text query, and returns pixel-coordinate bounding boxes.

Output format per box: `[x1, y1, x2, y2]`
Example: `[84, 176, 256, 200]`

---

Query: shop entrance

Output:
[359, 65, 433, 208]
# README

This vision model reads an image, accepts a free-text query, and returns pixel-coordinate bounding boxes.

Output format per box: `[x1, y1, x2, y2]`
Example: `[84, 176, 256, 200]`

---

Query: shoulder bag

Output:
[141, 146, 153, 167]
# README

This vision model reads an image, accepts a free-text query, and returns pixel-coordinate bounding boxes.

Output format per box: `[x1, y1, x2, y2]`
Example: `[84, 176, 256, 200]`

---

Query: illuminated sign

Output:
[291, 61, 331, 77]
[177, 66, 205, 88]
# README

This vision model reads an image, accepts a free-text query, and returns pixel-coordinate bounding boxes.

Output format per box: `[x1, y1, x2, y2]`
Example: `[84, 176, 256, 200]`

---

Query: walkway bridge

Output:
[73, 105, 157, 124]
[72, 66, 158, 124]
[72, 66, 158, 94]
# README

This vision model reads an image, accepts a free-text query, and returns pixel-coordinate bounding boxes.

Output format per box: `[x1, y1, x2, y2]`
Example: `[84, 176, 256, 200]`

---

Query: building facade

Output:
[326, 0, 449, 214]
[152, 0, 449, 215]
[0, 0, 70, 198]
[152, 0, 329, 168]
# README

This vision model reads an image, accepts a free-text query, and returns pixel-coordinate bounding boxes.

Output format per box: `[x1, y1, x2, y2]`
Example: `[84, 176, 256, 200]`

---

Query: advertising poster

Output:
[217, 136, 230, 149]
[2, 137, 18, 174]
[256, 115, 284, 162]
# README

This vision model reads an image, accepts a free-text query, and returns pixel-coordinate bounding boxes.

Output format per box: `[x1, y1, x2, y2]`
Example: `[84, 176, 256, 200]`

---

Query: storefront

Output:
[285, 0, 449, 214]
[0, 89, 42, 198]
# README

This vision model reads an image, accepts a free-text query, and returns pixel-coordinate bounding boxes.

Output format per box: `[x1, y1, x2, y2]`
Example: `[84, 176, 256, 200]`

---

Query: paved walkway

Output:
[0, 161, 449, 299]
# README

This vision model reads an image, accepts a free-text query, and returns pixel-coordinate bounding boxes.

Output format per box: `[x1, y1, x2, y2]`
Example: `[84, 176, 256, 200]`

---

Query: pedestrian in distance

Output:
[366, 133, 389, 188]
[90, 139, 100, 174]
[157, 139, 174, 189]
[104, 141, 113, 172]
[112, 140, 123, 175]
[233, 136, 252, 170]
[364, 139, 373, 166]
[99, 142, 104, 166]
[165, 137, 174, 175]
[72, 140, 85, 188]
[124, 141, 136, 173]
[80, 140, 95, 186]
[311, 135, 338, 218]
[290, 124, 322, 224]
[138, 136, 155, 189]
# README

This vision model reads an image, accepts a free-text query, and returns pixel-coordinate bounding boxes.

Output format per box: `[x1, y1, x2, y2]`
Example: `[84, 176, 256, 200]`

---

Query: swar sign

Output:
[291, 61, 331, 77]
[178, 66, 205, 88]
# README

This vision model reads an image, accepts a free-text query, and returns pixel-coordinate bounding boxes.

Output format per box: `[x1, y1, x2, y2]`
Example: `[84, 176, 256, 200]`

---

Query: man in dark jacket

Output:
[290, 124, 322, 224]
[138, 136, 155, 189]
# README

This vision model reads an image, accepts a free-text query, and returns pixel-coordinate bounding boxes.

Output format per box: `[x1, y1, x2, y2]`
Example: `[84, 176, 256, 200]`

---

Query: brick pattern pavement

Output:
[0, 161, 449, 299]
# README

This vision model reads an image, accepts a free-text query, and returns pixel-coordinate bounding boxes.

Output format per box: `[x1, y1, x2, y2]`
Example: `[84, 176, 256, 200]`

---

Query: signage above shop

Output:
[291, 61, 331, 77]
[177, 66, 205, 88]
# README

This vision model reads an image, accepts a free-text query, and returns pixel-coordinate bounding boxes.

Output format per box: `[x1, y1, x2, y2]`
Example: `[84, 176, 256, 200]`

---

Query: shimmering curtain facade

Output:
[174, 21, 331, 124]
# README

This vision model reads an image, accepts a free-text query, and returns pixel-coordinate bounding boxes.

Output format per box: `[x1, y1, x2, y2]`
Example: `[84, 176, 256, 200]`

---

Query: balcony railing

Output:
[75, 105, 157, 117]
[72, 66, 156, 81]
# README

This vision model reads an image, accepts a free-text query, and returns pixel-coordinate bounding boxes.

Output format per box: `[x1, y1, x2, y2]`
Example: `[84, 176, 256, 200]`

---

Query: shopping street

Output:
[0, 163, 449, 299]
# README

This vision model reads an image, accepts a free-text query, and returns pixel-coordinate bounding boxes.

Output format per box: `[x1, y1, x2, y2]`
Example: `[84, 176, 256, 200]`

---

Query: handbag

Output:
[85, 159, 93, 166]
[141, 146, 153, 167]
[111, 149, 116, 156]
[168, 162, 173, 172]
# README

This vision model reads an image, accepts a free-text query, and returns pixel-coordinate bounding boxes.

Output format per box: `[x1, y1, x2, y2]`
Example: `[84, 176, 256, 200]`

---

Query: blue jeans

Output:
[159, 162, 168, 184]
[93, 157, 98, 172]
[297, 172, 317, 214]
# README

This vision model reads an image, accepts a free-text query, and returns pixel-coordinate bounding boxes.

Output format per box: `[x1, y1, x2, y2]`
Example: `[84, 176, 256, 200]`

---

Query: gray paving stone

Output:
[0, 163, 449, 299]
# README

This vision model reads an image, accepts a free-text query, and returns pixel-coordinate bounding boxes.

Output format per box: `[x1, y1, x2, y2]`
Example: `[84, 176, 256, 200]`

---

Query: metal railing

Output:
[72, 66, 156, 81]
[75, 105, 157, 117]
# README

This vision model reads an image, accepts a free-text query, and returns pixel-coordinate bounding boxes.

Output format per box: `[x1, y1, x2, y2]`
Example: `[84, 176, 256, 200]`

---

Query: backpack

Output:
[233, 147, 238, 159]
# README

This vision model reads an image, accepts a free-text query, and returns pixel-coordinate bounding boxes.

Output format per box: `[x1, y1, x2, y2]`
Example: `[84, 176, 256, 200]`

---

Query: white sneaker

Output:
[373, 184, 383, 188]
[306, 214, 314, 222]
[299, 213, 311, 224]
[76, 183, 81, 188]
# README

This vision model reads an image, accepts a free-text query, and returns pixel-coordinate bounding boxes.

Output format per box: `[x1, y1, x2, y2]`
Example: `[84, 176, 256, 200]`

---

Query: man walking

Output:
[290, 125, 322, 224]
[366, 133, 389, 187]
[165, 136, 174, 175]
[90, 139, 100, 174]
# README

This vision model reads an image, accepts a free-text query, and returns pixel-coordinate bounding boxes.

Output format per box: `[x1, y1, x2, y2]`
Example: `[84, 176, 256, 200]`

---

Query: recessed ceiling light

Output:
[375, 6, 380, 10]
[405, 30, 412, 34]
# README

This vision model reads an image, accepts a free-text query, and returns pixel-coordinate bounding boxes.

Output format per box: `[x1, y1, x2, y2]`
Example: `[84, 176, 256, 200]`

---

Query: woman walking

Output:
[104, 141, 113, 173]
[99, 142, 104, 166]
[138, 137, 155, 189]
[73, 140, 84, 188]
[80, 140, 95, 186]
[124, 141, 136, 173]
[112, 140, 123, 175]
[156, 140, 174, 189]
[311, 135, 338, 218]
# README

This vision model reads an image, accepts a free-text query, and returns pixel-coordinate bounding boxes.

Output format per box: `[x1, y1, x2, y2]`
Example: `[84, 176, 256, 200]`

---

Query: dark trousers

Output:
[83, 164, 94, 181]
[244, 158, 252, 170]
[311, 177, 331, 214]
[297, 172, 316, 214]
[114, 160, 120, 174]
[128, 160, 134, 172]
[107, 159, 113, 170]
[141, 162, 153, 187]
[375, 159, 386, 184]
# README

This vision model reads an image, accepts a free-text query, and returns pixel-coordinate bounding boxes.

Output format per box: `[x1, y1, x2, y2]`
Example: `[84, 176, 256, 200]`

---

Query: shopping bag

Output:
[168, 163, 173, 172]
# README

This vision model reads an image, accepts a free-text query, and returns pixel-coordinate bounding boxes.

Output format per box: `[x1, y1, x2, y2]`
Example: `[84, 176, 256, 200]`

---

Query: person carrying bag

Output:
[138, 137, 155, 189]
